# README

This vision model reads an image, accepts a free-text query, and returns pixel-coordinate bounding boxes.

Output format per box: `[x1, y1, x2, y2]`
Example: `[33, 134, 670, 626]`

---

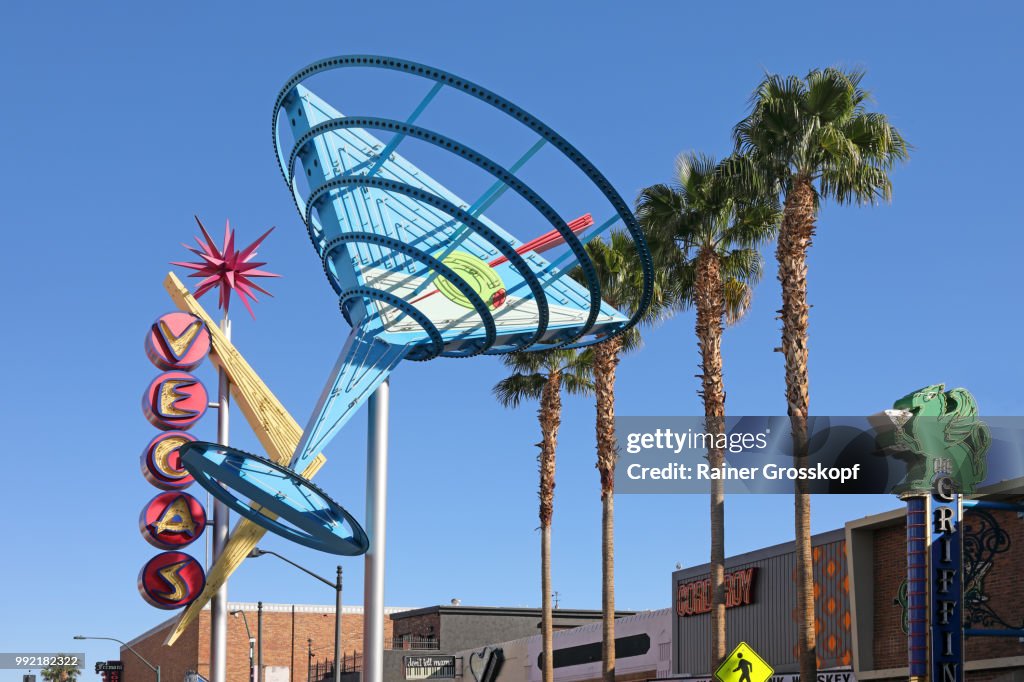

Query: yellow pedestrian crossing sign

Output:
[714, 642, 774, 682]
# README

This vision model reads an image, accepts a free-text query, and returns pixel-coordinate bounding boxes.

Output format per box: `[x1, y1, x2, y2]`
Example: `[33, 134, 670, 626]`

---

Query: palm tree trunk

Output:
[539, 370, 562, 682]
[602, 489, 615, 682]
[593, 336, 622, 682]
[695, 248, 728, 672]
[777, 176, 817, 682]
[541, 522, 553, 682]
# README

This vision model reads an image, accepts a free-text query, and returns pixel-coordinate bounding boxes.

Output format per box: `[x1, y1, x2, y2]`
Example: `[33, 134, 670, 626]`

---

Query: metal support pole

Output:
[211, 318, 232, 682]
[257, 601, 264, 682]
[334, 566, 342, 682]
[362, 380, 390, 682]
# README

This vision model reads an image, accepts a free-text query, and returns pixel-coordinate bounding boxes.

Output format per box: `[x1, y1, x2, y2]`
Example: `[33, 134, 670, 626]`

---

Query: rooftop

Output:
[390, 604, 638, 620]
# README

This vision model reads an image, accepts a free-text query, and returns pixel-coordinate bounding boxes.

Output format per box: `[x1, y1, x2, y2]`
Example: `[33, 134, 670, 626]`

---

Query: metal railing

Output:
[310, 652, 362, 681]
[384, 637, 441, 651]
[308, 639, 441, 682]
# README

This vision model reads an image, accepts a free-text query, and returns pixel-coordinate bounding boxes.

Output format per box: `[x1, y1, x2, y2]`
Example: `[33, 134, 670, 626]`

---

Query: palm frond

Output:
[499, 350, 549, 375]
[611, 326, 644, 355]
[723, 279, 754, 326]
[492, 372, 546, 408]
[734, 66, 909, 206]
[719, 248, 763, 284]
[804, 68, 857, 124]
[494, 347, 593, 407]
[562, 371, 595, 397]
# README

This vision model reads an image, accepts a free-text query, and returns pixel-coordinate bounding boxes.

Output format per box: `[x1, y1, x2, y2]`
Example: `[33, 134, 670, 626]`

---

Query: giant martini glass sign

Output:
[178, 56, 653, 556]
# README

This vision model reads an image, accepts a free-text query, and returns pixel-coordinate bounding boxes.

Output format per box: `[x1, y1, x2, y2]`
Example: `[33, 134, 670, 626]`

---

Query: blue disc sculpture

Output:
[181, 55, 653, 555]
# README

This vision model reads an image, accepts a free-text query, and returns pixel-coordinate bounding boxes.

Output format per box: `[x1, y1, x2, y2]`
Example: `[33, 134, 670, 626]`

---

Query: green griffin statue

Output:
[877, 383, 991, 495]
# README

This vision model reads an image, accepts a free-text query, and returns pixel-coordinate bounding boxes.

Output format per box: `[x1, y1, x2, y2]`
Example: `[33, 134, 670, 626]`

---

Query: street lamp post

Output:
[334, 565, 342, 681]
[74, 636, 159, 682]
[249, 548, 343, 682]
[258, 601, 264, 682]
[231, 610, 256, 682]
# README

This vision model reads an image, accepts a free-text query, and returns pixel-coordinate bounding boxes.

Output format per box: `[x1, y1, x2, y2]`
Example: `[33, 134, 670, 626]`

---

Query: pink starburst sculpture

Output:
[172, 216, 280, 318]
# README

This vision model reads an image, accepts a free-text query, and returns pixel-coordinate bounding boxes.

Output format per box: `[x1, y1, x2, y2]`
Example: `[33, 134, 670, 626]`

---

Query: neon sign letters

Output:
[676, 567, 758, 616]
[140, 491, 207, 549]
[138, 551, 207, 610]
[141, 431, 197, 489]
[137, 312, 209, 609]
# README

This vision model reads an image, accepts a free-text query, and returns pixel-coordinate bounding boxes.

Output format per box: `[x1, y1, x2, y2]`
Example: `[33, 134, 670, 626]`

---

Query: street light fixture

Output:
[74, 636, 159, 682]
[231, 610, 256, 682]
[248, 548, 343, 682]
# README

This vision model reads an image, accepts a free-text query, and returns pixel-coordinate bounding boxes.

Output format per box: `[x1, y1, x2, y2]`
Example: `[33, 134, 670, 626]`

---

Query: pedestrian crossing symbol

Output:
[714, 642, 774, 682]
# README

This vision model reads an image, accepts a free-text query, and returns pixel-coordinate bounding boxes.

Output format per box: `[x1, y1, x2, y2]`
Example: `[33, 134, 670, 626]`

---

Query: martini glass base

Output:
[180, 442, 369, 556]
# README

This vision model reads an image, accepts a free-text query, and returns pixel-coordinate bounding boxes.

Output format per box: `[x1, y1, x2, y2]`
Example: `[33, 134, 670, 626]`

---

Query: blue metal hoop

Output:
[336, 286, 446, 361]
[289, 116, 602, 344]
[306, 175, 551, 351]
[322, 232, 498, 357]
[272, 55, 653, 348]
[180, 442, 370, 556]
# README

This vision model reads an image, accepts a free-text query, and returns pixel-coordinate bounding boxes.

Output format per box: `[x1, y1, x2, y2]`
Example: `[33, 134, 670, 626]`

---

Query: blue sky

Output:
[1, 0, 1022, 675]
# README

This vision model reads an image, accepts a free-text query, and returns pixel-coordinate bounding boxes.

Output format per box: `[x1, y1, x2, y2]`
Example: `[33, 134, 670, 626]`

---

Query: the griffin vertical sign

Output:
[876, 384, 989, 682]
[931, 479, 963, 682]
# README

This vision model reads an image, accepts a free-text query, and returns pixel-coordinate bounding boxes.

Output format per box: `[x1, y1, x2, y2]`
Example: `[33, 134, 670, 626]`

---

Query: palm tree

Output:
[41, 656, 82, 682]
[493, 349, 593, 682]
[637, 152, 779, 672]
[733, 67, 909, 681]
[578, 231, 682, 682]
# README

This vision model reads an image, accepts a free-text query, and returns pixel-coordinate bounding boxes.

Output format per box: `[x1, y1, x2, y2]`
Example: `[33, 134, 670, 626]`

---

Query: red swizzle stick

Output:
[409, 213, 594, 305]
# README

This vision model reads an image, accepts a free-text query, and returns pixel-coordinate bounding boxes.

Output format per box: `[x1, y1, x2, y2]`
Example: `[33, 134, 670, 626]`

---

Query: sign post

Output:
[363, 381, 390, 682]
[210, 317, 231, 682]
[171, 217, 278, 682]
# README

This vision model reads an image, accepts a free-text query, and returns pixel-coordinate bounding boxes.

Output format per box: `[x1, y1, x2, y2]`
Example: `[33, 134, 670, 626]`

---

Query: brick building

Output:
[121, 487, 1023, 681]
[121, 603, 630, 682]
[121, 602, 408, 682]
[847, 499, 1024, 680]
[672, 529, 854, 677]
[667, 485, 1024, 681]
